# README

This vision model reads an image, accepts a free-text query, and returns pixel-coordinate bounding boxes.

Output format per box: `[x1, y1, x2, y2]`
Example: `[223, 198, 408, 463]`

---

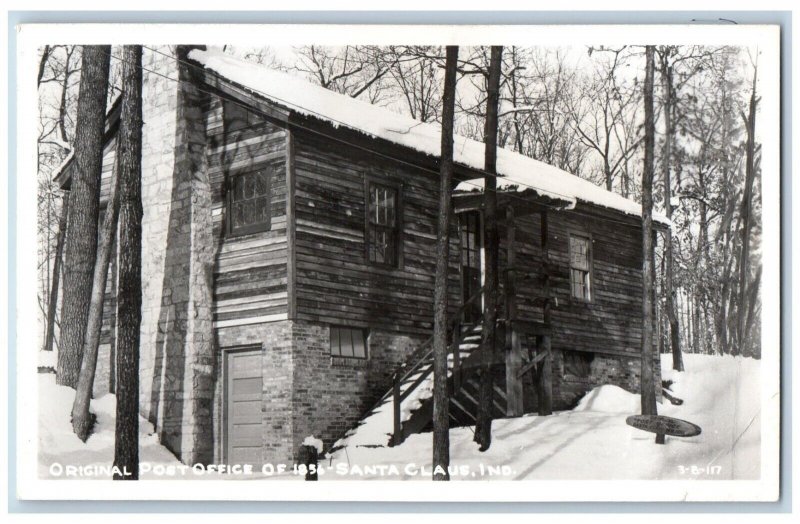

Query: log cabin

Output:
[54, 45, 667, 466]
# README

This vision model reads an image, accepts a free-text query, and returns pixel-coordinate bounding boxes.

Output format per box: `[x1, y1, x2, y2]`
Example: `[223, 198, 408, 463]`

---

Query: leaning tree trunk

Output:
[475, 46, 502, 452]
[43, 193, 69, 353]
[661, 59, 683, 372]
[640, 45, 659, 419]
[113, 45, 143, 481]
[71, 165, 121, 442]
[56, 45, 111, 388]
[432, 45, 459, 482]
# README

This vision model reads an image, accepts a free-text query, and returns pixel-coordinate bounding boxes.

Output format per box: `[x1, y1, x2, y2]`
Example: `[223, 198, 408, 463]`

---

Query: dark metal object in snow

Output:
[626, 414, 702, 438]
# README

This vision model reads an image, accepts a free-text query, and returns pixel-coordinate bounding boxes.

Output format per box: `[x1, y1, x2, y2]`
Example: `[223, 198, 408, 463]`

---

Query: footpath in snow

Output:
[324, 353, 761, 481]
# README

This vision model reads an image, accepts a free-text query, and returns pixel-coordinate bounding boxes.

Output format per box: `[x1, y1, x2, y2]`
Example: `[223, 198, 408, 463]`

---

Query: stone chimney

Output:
[138, 45, 215, 465]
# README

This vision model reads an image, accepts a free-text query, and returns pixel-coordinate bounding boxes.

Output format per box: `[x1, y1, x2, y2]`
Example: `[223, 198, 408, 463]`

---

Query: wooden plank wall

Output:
[204, 98, 289, 325]
[292, 129, 461, 337]
[505, 205, 645, 358]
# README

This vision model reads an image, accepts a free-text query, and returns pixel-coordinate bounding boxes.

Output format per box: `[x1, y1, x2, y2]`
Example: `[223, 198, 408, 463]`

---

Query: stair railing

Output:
[390, 286, 494, 445]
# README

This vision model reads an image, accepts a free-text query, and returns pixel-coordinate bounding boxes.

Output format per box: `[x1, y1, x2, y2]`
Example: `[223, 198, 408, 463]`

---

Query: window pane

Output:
[351, 330, 366, 358]
[340, 329, 354, 357]
[330, 328, 341, 357]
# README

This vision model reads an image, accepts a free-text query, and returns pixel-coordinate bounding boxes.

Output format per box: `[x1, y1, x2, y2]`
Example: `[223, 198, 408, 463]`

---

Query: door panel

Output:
[225, 348, 263, 466]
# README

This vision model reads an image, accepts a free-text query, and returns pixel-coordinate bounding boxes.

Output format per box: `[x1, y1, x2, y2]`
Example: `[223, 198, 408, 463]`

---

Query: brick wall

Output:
[291, 321, 422, 457]
[215, 320, 294, 465]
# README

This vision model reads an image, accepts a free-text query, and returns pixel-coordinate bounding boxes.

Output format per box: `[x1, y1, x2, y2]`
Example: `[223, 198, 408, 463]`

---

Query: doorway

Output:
[224, 347, 263, 466]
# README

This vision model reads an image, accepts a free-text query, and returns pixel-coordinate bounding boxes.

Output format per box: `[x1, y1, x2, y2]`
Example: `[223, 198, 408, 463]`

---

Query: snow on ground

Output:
[38, 372, 183, 480]
[324, 353, 760, 480]
[188, 49, 668, 224]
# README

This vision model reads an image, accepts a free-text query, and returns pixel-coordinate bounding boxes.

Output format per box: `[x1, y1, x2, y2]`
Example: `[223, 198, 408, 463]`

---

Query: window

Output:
[330, 326, 368, 359]
[366, 181, 400, 267]
[223, 98, 256, 133]
[569, 234, 592, 301]
[228, 167, 272, 236]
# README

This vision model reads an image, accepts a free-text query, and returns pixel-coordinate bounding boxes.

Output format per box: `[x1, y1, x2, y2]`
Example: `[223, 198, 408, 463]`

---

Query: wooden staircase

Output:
[388, 323, 509, 445]
[330, 268, 556, 456]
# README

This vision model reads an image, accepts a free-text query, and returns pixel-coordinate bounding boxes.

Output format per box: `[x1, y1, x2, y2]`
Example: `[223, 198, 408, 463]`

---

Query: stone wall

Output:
[136, 45, 216, 465]
[138, 45, 180, 425]
[552, 350, 663, 410]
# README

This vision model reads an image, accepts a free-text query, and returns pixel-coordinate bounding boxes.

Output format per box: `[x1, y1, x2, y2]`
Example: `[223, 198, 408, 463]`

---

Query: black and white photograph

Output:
[13, 21, 781, 503]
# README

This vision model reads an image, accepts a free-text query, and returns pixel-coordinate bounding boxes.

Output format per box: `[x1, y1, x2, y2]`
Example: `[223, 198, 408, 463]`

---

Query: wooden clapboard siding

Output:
[204, 97, 289, 324]
[98, 138, 116, 205]
[505, 205, 645, 358]
[292, 128, 461, 336]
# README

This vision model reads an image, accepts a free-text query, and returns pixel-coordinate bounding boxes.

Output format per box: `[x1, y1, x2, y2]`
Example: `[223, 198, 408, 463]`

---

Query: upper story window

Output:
[366, 181, 401, 267]
[228, 167, 272, 236]
[223, 98, 257, 133]
[569, 234, 592, 301]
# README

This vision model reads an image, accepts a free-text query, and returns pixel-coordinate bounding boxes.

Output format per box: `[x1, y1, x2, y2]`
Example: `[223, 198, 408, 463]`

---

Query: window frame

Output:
[329, 325, 369, 360]
[364, 176, 404, 269]
[226, 166, 273, 237]
[222, 98, 257, 134]
[568, 231, 594, 303]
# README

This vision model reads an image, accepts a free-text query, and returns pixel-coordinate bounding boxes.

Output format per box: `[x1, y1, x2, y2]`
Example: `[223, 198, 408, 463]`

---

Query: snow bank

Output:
[573, 384, 640, 413]
[188, 49, 669, 224]
[324, 354, 761, 482]
[38, 373, 182, 479]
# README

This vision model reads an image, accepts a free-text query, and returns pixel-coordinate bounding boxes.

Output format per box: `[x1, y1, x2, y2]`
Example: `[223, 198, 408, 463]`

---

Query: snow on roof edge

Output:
[190, 49, 669, 226]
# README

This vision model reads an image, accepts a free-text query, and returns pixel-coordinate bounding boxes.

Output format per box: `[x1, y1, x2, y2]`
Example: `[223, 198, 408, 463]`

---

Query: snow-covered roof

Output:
[190, 48, 668, 225]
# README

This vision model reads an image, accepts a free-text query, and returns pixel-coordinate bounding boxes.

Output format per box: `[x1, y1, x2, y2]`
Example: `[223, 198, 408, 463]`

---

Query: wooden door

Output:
[225, 348, 263, 466]
[459, 211, 483, 323]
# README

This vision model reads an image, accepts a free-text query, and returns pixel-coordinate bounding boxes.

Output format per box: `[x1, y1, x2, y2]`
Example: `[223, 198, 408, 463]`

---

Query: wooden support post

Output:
[452, 320, 461, 391]
[504, 206, 524, 416]
[392, 372, 403, 446]
[538, 210, 553, 416]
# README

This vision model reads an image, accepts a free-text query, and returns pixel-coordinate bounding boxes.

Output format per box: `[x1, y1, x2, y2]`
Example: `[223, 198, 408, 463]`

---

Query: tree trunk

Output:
[432, 45, 459, 481]
[113, 45, 143, 481]
[640, 45, 659, 418]
[736, 65, 758, 355]
[43, 193, 69, 353]
[660, 58, 683, 372]
[72, 164, 121, 442]
[475, 46, 502, 452]
[37, 45, 51, 87]
[56, 45, 111, 388]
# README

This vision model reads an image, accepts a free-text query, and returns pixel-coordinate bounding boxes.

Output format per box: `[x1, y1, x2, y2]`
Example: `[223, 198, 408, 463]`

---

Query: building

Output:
[55, 45, 666, 467]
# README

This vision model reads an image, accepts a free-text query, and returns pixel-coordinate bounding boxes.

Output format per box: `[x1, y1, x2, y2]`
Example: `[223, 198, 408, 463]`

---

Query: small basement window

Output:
[569, 234, 592, 301]
[330, 326, 368, 359]
[366, 181, 401, 267]
[228, 167, 272, 236]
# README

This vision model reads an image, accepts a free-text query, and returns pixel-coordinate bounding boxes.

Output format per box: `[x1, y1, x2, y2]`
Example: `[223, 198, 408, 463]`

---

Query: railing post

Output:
[392, 370, 403, 446]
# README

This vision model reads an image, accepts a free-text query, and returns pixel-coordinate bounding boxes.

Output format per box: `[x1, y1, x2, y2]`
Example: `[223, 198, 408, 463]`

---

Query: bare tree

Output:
[640, 45, 659, 419]
[570, 47, 643, 192]
[72, 157, 121, 441]
[735, 59, 759, 356]
[432, 45, 459, 481]
[56, 45, 110, 388]
[113, 44, 143, 480]
[474, 46, 502, 452]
